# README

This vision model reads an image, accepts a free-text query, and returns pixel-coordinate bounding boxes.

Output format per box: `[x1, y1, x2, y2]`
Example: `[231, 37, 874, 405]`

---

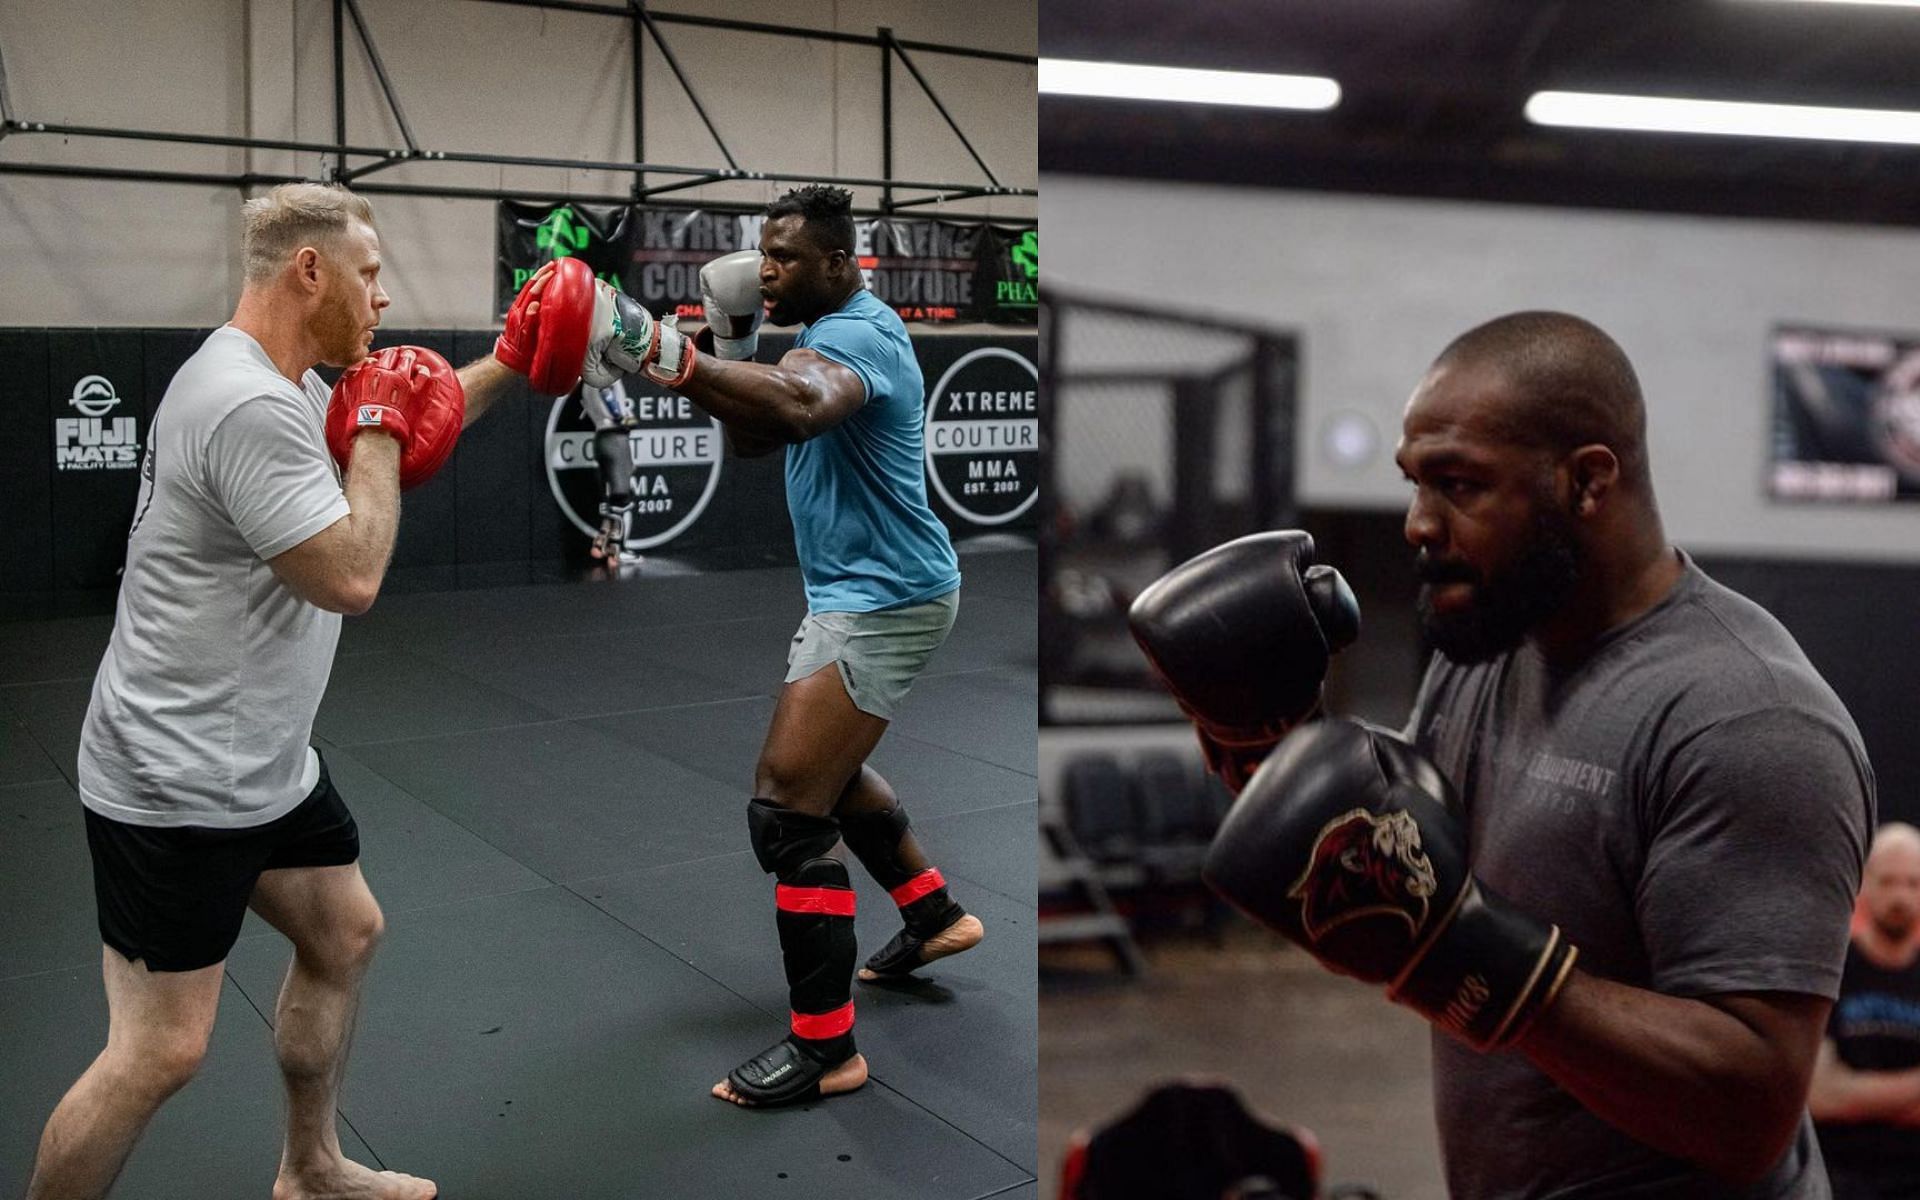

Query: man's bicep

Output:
[779, 347, 869, 430]
[1639, 709, 1871, 998]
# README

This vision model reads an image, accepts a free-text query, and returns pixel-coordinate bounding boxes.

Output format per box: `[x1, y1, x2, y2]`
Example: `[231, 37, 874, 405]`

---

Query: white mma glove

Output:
[581, 282, 696, 389]
[698, 250, 766, 361]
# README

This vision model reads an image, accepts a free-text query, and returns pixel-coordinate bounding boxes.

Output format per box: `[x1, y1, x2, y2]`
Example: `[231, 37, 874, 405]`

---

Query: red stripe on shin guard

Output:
[790, 1002, 855, 1039]
[775, 884, 856, 917]
[890, 868, 946, 908]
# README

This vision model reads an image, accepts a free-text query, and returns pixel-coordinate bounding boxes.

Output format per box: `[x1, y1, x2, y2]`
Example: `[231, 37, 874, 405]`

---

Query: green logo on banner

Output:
[997, 229, 1038, 307]
[536, 206, 592, 258]
[1011, 229, 1038, 280]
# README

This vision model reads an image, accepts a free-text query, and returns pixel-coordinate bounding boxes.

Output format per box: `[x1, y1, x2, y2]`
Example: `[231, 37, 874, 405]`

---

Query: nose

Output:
[1404, 487, 1443, 551]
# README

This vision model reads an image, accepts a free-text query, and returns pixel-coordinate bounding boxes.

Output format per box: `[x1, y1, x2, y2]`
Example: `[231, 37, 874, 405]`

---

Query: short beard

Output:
[1417, 505, 1583, 665]
[310, 276, 366, 368]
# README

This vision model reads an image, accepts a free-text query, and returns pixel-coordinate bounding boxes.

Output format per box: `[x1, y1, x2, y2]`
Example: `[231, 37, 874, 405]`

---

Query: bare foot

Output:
[710, 1051, 869, 1107]
[859, 913, 985, 981]
[273, 1158, 437, 1200]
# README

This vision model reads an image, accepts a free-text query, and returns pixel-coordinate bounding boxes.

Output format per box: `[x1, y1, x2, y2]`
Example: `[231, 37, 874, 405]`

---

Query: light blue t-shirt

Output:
[788, 287, 961, 612]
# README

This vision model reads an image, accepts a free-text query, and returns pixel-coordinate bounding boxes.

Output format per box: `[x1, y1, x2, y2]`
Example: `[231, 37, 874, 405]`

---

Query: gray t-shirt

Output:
[78, 326, 350, 828]
[1408, 551, 1873, 1199]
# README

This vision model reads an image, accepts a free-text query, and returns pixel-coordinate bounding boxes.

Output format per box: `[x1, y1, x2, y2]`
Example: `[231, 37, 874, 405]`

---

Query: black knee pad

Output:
[840, 803, 916, 891]
[748, 798, 840, 878]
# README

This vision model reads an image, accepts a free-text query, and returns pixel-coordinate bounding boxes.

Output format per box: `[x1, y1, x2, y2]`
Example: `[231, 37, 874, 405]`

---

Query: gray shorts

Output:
[785, 589, 959, 719]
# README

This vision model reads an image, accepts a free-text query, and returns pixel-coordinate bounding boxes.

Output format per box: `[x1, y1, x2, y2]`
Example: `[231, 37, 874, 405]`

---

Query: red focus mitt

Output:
[325, 345, 466, 490]
[494, 256, 599, 395]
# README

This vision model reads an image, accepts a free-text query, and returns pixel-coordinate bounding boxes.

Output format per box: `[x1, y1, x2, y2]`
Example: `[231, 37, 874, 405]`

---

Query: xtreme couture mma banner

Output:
[1772, 325, 1920, 502]
[540, 332, 1040, 558]
[496, 202, 1038, 327]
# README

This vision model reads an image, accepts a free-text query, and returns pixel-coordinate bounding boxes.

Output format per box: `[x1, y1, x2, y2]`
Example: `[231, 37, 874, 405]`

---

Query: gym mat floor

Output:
[0, 544, 1037, 1200]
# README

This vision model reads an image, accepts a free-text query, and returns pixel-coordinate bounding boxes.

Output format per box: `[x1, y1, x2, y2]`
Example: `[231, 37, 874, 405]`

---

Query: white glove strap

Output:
[642, 318, 697, 388]
[711, 330, 760, 361]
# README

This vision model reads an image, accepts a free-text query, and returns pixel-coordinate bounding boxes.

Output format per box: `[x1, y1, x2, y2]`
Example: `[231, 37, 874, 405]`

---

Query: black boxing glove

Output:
[1127, 531, 1360, 793]
[1205, 718, 1578, 1052]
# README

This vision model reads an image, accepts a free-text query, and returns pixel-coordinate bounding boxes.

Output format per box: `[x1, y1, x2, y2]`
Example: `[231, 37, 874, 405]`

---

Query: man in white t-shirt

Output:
[25, 183, 518, 1200]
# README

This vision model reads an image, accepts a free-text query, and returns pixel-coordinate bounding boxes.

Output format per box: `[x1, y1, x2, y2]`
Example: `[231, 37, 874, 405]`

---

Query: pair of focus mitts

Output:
[1127, 533, 1577, 1051]
[493, 250, 765, 395]
[325, 345, 465, 490]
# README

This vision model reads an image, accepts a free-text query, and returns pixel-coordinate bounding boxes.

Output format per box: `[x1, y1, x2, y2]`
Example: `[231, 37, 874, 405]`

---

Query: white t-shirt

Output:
[78, 326, 351, 828]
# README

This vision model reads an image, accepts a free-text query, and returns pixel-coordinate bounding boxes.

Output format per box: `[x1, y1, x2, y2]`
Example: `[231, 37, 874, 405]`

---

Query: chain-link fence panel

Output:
[1041, 292, 1299, 724]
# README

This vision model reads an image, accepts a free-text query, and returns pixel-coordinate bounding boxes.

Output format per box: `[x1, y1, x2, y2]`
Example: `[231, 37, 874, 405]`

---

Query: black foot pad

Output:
[725, 1037, 853, 1107]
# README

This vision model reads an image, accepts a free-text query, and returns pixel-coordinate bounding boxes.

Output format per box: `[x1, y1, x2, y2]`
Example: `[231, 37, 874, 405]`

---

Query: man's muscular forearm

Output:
[339, 433, 404, 583]
[678, 353, 846, 444]
[458, 356, 518, 429]
[1519, 971, 1827, 1185]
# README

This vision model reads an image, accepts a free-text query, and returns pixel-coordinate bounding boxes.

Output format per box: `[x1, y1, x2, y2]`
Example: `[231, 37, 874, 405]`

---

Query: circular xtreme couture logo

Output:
[923, 347, 1040, 525]
[544, 379, 723, 550]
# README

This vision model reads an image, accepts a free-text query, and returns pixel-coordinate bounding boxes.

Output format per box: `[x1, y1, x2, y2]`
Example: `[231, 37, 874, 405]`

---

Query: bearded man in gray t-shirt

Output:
[24, 183, 521, 1200]
[1137, 311, 1873, 1199]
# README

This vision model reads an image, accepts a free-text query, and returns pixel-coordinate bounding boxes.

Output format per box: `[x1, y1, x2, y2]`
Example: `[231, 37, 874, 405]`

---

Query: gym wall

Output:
[0, 0, 1037, 328]
[1042, 173, 1920, 564]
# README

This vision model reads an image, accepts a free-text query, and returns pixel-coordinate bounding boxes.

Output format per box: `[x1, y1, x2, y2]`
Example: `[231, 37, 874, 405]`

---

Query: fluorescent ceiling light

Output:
[1526, 90, 1920, 146]
[1039, 59, 1340, 111]
[1735, 1, 1920, 7]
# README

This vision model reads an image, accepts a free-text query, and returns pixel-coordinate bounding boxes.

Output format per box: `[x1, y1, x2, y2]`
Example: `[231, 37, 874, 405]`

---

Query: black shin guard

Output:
[841, 803, 965, 939]
[746, 799, 856, 1062]
[775, 856, 857, 1064]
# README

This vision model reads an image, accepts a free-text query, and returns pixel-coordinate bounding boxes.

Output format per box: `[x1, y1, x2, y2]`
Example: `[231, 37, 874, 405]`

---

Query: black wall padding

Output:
[1694, 554, 1920, 828]
[3, 326, 1038, 615]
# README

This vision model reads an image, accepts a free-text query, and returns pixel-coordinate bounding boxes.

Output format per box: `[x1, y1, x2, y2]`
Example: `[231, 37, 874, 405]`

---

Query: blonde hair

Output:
[241, 183, 375, 284]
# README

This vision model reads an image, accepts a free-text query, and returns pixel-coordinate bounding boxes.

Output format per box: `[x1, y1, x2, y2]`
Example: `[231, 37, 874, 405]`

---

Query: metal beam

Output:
[0, 1, 1033, 213]
[635, 3, 738, 171]
[460, 0, 1035, 64]
[335, 153, 415, 183]
[0, 36, 16, 125]
[637, 172, 726, 199]
[0, 122, 1033, 198]
[883, 30, 1001, 188]
[881, 27, 894, 213]
[0, 160, 1032, 225]
[885, 188, 994, 210]
[0, 162, 269, 189]
[333, 0, 347, 179]
[341, 0, 419, 152]
[3, 120, 396, 160]
[629, 5, 645, 198]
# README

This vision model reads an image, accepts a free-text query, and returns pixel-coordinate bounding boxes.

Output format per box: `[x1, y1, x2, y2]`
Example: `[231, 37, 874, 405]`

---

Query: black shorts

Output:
[84, 753, 360, 972]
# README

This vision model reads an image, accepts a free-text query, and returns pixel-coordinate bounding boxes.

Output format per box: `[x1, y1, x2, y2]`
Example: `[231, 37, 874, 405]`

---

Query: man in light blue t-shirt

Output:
[636, 185, 981, 1107]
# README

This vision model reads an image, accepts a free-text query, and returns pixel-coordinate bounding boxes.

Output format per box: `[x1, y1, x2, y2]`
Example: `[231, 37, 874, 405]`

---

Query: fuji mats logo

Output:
[55, 374, 140, 471]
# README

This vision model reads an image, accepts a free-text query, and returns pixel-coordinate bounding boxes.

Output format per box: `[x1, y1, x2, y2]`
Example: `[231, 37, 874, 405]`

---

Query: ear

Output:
[291, 246, 325, 294]
[1565, 444, 1620, 517]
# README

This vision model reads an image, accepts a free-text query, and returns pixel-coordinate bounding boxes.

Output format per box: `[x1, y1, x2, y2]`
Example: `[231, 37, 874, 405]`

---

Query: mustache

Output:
[1414, 553, 1479, 586]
